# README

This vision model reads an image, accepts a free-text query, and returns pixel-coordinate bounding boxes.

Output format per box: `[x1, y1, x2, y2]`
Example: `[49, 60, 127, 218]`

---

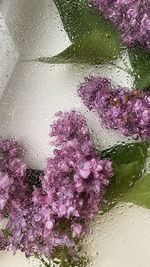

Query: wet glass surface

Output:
[0, 1, 150, 267]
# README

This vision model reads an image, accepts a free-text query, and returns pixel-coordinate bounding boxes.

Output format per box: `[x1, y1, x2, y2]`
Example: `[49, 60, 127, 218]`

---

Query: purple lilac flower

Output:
[0, 139, 73, 257]
[78, 76, 150, 139]
[5, 200, 73, 257]
[91, 0, 150, 49]
[34, 111, 113, 233]
[0, 112, 113, 258]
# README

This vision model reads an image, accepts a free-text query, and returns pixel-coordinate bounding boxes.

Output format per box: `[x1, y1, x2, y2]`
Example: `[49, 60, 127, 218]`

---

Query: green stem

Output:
[36, 254, 51, 267]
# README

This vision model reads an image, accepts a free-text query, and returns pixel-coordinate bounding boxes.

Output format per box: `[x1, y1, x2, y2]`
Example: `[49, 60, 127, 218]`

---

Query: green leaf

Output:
[107, 161, 145, 203]
[102, 141, 149, 165]
[38, 29, 121, 64]
[37, 0, 121, 64]
[122, 174, 150, 209]
[3, 229, 12, 239]
[53, 0, 118, 43]
[128, 46, 150, 90]
[102, 142, 149, 207]
[52, 247, 88, 267]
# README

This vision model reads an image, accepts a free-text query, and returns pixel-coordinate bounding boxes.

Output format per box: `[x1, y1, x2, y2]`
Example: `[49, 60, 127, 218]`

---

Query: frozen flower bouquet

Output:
[1, 0, 150, 266]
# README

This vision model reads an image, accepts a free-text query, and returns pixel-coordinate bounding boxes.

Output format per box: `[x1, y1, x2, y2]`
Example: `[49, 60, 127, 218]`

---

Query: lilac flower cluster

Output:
[4, 200, 73, 257]
[0, 111, 113, 259]
[0, 139, 72, 257]
[78, 76, 150, 139]
[34, 111, 113, 235]
[92, 0, 150, 49]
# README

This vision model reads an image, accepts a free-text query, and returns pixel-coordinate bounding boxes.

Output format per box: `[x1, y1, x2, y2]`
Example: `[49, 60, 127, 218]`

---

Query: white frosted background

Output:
[0, 1, 150, 267]
[0, 9, 18, 98]
[83, 204, 150, 267]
